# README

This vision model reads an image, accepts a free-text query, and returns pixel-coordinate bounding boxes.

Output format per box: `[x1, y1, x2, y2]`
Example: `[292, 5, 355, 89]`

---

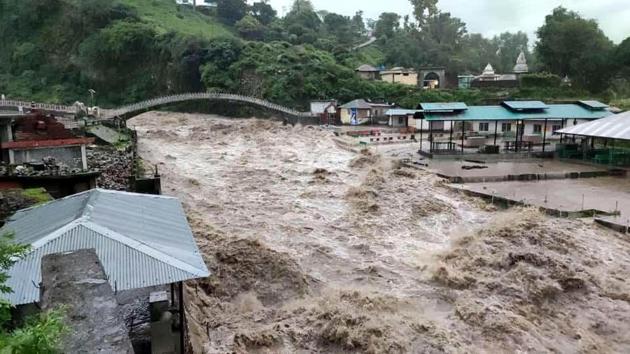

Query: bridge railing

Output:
[2, 92, 316, 120]
[101, 92, 314, 119]
[0, 99, 75, 113]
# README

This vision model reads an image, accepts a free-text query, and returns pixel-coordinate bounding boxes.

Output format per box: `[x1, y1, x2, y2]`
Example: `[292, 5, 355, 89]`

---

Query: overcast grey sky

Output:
[266, 0, 630, 44]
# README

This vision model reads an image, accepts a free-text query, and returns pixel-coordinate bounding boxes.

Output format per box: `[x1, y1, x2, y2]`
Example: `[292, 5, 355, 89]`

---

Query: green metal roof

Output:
[424, 104, 612, 121]
[420, 102, 467, 111]
[503, 101, 549, 110]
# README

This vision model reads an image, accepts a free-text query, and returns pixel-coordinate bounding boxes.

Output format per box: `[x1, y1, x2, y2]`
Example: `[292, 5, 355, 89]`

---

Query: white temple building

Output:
[513, 50, 529, 74]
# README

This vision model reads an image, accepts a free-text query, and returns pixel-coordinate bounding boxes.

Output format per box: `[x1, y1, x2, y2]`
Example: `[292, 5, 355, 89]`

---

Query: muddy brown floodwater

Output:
[130, 112, 630, 353]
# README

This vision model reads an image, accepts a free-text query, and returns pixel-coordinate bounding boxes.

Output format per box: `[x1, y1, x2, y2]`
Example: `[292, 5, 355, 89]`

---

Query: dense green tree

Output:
[77, 21, 160, 102]
[0, 233, 66, 352]
[351, 11, 366, 38]
[236, 15, 265, 40]
[250, 1, 277, 26]
[421, 12, 467, 69]
[374, 12, 401, 40]
[323, 13, 353, 46]
[459, 33, 497, 73]
[290, 0, 315, 13]
[614, 37, 630, 73]
[410, 0, 438, 29]
[200, 37, 242, 90]
[283, 0, 321, 44]
[216, 0, 247, 25]
[536, 7, 614, 92]
[491, 31, 530, 73]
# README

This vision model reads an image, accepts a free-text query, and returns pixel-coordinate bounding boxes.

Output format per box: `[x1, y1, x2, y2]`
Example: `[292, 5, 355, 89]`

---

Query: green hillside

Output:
[117, 0, 233, 39]
[0, 0, 627, 109]
[0, 0, 235, 105]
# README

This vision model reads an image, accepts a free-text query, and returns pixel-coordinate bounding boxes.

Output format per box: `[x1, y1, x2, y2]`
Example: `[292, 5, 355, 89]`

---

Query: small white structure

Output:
[513, 50, 529, 74]
[310, 100, 337, 116]
[175, 0, 216, 7]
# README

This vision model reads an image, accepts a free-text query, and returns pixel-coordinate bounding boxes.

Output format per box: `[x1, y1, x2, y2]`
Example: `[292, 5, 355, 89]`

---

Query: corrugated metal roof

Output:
[503, 101, 549, 110]
[557, 111, 629, 140]
[386, 109, 422, 116]
[578, 100, 609, 110]
[421, 102, 468, 112]
[340, 99, 372, 109]
[1, 189, 209, 305]
[356, 64, 379, 72]
[425, 104, 612, 121]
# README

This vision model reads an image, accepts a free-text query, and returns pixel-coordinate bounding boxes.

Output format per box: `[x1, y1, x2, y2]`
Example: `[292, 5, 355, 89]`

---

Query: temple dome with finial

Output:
[513, 50, 529, 73]
[482, 63, 495, 77]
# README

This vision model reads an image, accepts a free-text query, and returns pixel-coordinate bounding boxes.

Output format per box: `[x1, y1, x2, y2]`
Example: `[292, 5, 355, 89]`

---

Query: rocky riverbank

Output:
[87, 146, 133, 190]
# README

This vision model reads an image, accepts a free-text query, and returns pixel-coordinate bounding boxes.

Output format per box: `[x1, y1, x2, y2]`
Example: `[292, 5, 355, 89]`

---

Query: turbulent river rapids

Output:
[131, 112, 630, 353]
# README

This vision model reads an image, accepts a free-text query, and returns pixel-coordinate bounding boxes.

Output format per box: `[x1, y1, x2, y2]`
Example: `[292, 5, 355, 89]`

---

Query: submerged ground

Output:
[131, 112, 630, 353]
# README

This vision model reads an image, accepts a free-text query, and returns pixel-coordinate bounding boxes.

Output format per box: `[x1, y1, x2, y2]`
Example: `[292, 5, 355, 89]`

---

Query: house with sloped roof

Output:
[1, 188, 209, 306]
[3, 188, 212, 350]
[356, 64, 380, 80]
[339, 99, 396, 125]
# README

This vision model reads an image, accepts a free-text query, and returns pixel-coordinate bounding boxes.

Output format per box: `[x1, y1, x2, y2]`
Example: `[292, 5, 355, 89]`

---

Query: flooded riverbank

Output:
[131, 112, 630, 353]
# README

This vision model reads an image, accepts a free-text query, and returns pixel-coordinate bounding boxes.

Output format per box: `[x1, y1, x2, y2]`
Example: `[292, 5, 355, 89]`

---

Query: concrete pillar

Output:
[81, 144, 88, 170]
[8, 149, 15, 164]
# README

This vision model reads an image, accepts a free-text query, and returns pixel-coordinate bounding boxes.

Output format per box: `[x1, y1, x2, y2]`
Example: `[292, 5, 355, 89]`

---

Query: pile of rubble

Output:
[0, 157, 88, 177]
[87, 146, 133, 191]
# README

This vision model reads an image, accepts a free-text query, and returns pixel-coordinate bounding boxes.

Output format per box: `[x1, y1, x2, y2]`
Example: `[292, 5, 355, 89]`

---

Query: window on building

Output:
[552, 125, 562, 133]
[533, 124, 542, 134]
[398, 117, 404, 125]
[479, 123, 489, 132]
[501, 123, 512, 132]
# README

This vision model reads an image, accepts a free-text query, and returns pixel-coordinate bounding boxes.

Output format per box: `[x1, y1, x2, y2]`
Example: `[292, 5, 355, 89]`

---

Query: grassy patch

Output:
[611, 98, 630, 111]
[22, 188, 53, 205]
[118, 0, 234, 40]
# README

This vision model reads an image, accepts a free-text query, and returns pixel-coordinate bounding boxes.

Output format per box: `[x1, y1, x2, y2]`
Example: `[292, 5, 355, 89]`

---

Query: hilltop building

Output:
[379, 67, 419, 86]
[175, 0, 216, 7]
[355, 65, 380, 80]
[355, 65, 446, 89]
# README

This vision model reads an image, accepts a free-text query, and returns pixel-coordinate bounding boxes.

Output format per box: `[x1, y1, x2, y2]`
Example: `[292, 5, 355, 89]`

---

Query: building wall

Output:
[388, 115, 408, 127]
[380, 73, 418, 86]
[410, 119, 454, 131]
[357, 72, 378, 80]
[340, 108, 371, 125]
[12, 145, 83, 168]
[370, 106, 391, 118]
[470, 120, 576, 137]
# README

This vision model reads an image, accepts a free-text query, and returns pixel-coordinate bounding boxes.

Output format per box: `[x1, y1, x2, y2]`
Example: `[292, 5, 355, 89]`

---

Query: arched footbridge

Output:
[0, 92, 315, 122]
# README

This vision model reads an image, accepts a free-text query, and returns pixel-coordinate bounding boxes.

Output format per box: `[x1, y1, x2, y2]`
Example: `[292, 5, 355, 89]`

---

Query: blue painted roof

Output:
[424, 104, 612, 121]
[503, 101, 549, 110]
[420, 102, 467, 111]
